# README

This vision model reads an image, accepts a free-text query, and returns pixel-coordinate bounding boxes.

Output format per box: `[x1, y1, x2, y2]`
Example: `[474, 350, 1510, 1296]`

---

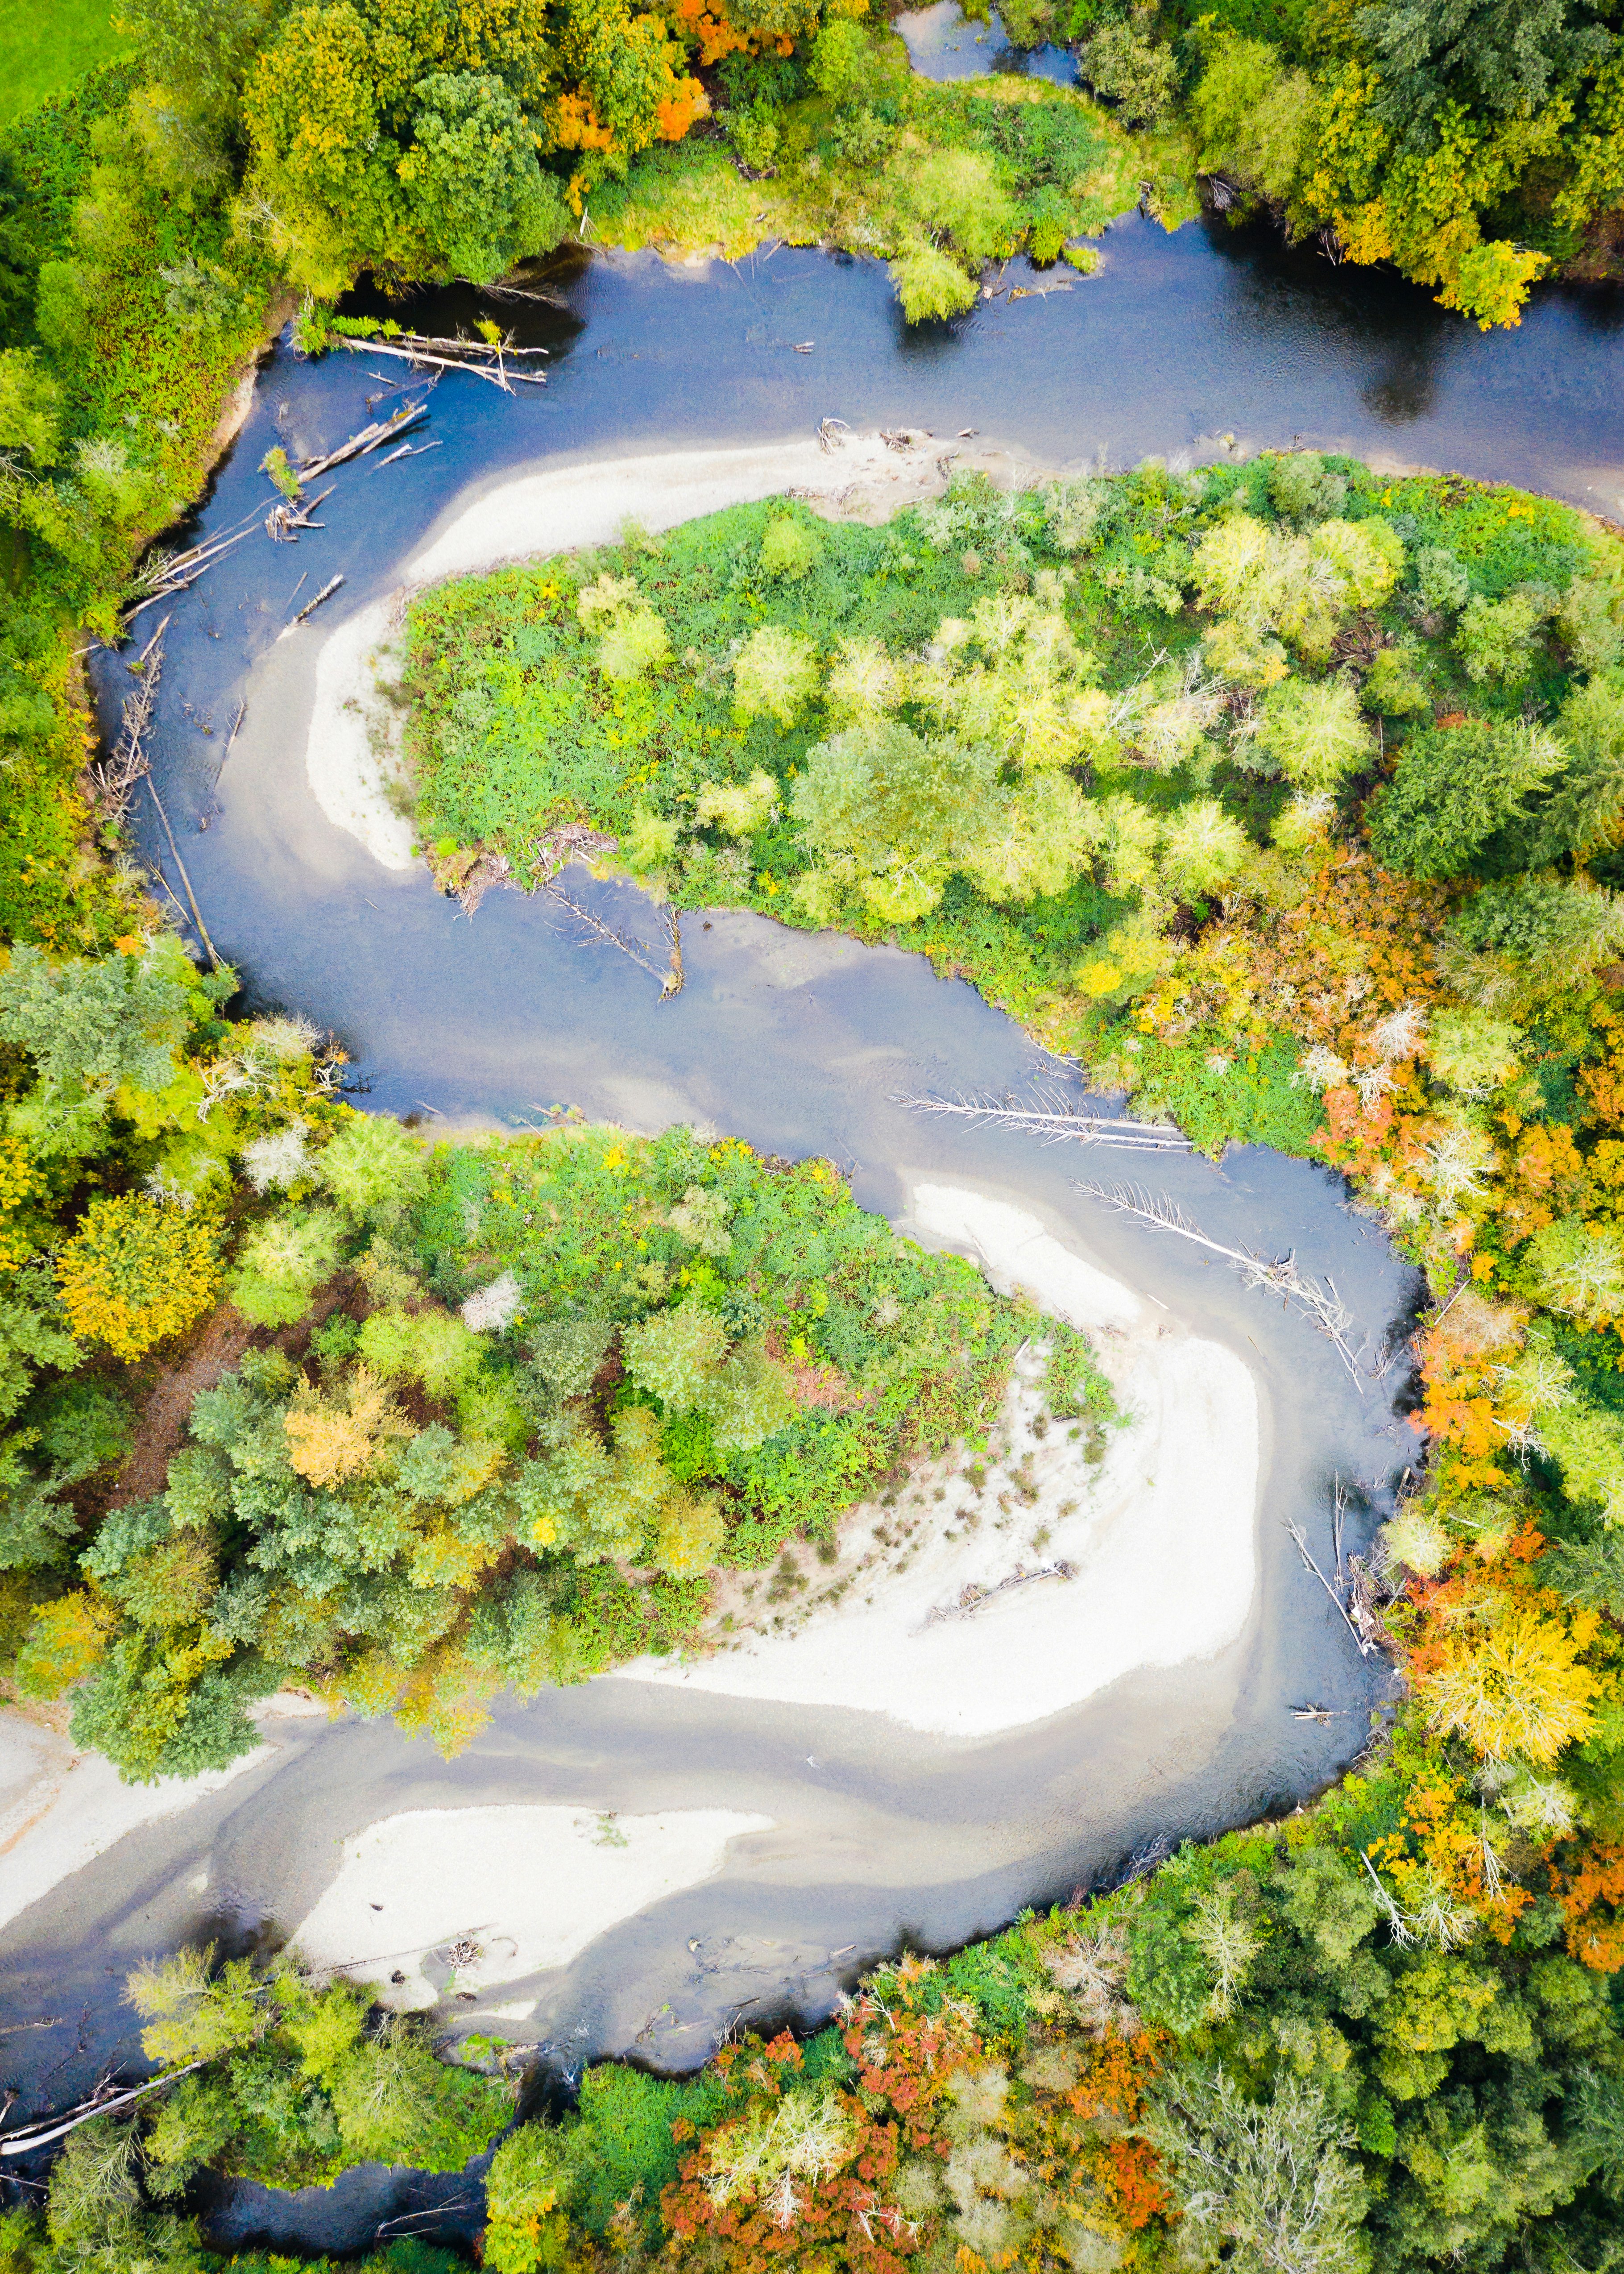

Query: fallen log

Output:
[293, 402, 427, 482]
[278, 574, 344, 636]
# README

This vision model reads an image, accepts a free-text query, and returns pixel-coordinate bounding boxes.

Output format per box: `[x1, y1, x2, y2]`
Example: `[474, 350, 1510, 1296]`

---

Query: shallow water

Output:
[895, 1, 1080, 84]
[11, 216, 1608, 2196]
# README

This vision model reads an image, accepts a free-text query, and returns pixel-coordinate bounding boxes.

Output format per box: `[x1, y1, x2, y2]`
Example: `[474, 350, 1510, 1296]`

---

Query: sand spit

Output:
[292, 1804, 774, 2013]
[0, 1710, 273, 1936]
[613, 1184, 1259, 1738]
[306, 431, 1052, 870]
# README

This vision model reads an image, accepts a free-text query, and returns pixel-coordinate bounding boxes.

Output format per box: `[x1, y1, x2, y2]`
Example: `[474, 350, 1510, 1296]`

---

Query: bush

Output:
[1079, 21, 1179, 123]
[56, 1192, 219, 1359]
[733, 625, 820, 727]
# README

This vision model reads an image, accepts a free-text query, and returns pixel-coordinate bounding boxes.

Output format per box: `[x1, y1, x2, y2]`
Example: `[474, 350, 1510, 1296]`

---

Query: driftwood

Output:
[293, 402, 427, 482]
[278, 575, 344, 636]
[540, 877, 684, 1001]
[125, 512, 257, 622]
[920, 1560, 1075, 1629]
[1074, 1177, 1366, 1386]
[264, 482, 334, 541]
[85, 618, 168, 819]
[0, 2060, 205, 2157]
[901, 1087, 1191, 1154]
[334, 332, 546, 392]
[144, 772, 220, 970]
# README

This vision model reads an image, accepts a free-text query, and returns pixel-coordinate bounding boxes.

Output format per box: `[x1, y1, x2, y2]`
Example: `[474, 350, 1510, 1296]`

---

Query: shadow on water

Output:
[10, 220, 1605, 2199]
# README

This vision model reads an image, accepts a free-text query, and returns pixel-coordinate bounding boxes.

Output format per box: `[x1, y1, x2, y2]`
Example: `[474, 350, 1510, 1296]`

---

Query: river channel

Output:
[4, 212, 1619, 2242]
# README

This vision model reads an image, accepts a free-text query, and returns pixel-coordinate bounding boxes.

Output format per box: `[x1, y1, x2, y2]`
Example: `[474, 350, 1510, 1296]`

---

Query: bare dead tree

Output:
[901, 1087, 1192, 1153]
[540, 877, 684, 1001]
[333, 332, 547, 391]
[1074, 1177, 1365, 1385]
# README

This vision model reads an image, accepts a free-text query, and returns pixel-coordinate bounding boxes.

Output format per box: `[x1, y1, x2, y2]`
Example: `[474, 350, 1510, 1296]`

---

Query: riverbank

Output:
[307, 428, 1052, 871]
[617, 1183, 1258, 1736]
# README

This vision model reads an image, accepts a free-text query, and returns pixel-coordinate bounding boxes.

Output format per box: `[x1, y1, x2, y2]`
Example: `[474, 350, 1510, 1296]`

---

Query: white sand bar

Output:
[307, 433, 1041, 870]
[0, 1710, 270, 1935]
[617, 1185, 1259, 1739]
[293, 1804, 773, 2011]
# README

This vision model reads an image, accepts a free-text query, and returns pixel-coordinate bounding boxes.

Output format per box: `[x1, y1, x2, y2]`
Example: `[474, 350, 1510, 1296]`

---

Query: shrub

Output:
[733, 625, 820, 727]
[56, 1192, 219, 1359]
[597, 606, 671, 683]
[696, 769, 776, 838]
[760, 517, 818, 581]
[1414, 544, 1470, 613]
[1266, 450, 1346, 523]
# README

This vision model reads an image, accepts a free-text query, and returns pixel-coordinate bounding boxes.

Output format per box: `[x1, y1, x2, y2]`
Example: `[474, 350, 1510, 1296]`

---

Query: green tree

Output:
[791, 720, 999, 923]
[1367, 718, 1562, 877]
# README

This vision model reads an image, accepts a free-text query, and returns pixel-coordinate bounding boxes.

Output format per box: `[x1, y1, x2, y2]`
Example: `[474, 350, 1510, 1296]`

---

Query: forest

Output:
[4, 0, 1624, 2270]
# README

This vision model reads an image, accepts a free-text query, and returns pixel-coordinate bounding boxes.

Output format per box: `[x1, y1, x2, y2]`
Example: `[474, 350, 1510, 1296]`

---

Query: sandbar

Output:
[292, 1804, 774, 2011]
[614, 1183, 1259, 1738]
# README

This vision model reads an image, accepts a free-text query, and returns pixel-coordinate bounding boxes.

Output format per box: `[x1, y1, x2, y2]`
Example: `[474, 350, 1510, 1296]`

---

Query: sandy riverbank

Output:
[307, 430, 1051, 870]
[0, 1709, 281, 1936]
[614, 1183, 1259, 1738]
[293, 1804, 773, 2013]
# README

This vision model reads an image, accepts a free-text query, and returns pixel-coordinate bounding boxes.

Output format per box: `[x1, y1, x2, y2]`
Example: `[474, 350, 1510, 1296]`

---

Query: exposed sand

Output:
[0, 1710, 273, 1936]
[306, 431, 1049, 870]
[614, 1184, 1258, 1738]
[292, 1804, 774, 2012]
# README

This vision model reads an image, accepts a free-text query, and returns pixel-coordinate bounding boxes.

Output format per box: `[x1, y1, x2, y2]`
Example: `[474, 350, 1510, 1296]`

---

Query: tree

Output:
[318, 1112, 426, 1221]
[733, 625, 820, 727]
[889, 241, 981, 322]
[1143, 2067, 1370, 2274]
[1366, 718, 1562, 877]
[1423, 1594, 1599, 1763]
[0, 934, 213, 1158]
[961, 772, 1096, 905]
[229, 1205, 345, 1327]
[621, 1297, 729, 1408]
[1254, 679, 1374, 791]
[56, 1192, 219, 1359]
[791, 719, 998, 922]
[1456, 588, 1549, 684]
[1190, 36, 1315, 205]
[1160, 799, 1251, 902]
[1080, 20, 1178, 124]
[243, 0, 573, 295]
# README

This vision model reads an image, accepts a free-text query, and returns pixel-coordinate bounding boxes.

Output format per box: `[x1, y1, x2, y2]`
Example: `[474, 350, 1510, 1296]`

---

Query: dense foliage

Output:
[0, 1077, 1029, 1775]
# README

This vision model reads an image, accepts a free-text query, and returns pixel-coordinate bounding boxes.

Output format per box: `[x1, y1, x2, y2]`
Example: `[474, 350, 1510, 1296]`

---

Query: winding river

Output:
[4, 214, 1621, 2245]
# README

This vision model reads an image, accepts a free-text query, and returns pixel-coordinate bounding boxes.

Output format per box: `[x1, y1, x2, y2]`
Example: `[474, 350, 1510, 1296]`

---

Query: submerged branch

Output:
[293, 402, 428, 482]
[539, 877, 684, 1000]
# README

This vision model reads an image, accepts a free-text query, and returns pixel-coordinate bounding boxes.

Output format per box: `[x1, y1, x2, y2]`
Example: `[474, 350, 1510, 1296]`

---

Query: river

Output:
[8, 213, 1617, 2243]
